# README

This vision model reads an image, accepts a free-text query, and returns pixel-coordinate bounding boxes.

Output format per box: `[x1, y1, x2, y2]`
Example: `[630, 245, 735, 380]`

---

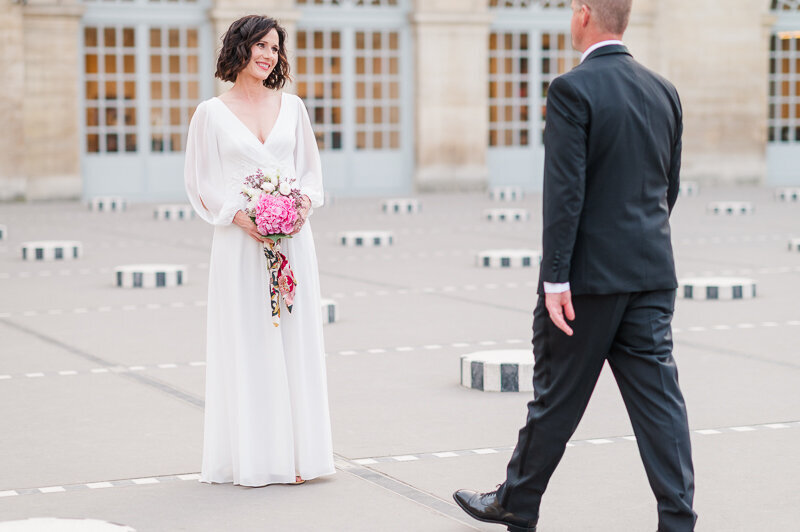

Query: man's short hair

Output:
[579, 0, 633, 35]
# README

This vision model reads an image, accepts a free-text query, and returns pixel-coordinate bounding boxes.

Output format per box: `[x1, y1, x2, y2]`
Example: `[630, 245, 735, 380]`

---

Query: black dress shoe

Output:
[453, 489, 537, 532]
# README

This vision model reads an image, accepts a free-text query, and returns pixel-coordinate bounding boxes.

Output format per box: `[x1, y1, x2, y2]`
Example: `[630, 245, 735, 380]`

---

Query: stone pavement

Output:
[0, 186, 798, 531]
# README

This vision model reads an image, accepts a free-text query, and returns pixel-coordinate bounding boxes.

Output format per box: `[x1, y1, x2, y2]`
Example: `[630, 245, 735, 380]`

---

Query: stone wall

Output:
[412, 0, 492, 191]
[0, 2, 26, 200]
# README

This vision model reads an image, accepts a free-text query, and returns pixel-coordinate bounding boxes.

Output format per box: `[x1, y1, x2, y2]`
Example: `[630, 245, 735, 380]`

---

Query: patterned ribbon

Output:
[263, 239, 297, 327]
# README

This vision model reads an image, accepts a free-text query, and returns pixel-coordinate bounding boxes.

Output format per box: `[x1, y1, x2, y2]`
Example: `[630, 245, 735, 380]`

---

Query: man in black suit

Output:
[454, 1, 696, 531]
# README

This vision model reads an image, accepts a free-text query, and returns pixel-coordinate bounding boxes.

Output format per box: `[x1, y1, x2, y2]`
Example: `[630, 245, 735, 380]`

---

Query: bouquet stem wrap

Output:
[263, 239, 296, 327]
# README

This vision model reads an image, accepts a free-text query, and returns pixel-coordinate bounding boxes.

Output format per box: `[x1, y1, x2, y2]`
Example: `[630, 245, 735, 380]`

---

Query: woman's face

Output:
[242, 28, 280, 82]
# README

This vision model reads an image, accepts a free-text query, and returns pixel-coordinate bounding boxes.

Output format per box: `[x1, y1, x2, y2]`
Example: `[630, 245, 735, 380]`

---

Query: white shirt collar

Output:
[580, 40, 625, 63]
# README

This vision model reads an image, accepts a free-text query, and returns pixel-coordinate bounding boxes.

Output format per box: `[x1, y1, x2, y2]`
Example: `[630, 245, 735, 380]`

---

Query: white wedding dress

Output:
[184, 92, 335, 486]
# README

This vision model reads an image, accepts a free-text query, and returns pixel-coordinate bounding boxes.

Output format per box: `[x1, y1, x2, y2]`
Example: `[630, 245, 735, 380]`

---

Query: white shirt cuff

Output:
[543, 282, 571, 294]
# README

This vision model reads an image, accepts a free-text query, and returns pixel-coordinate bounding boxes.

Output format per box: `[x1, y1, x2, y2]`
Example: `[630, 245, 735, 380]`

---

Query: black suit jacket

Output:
[538, 45, 682, 295]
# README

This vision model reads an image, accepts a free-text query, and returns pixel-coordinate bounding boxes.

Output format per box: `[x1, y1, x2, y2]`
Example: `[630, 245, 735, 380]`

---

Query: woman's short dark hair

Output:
[215, 15, 291, 89]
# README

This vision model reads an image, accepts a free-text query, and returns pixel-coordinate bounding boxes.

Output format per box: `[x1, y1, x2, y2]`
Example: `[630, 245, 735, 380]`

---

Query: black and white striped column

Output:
[489, 186, 523, 202]
[321, 299, 337, 325]
[21, 241, 82, 261]
[484, 208, 530, 222]
[477, 249, 541, 268]
[115, 264, 187, 288]
[706, 201, 754, 215]
[154, 204, 195, 221]
[679, 181, 699, 196]
[339, 231, 394, 247]
[381, 198, 421, 214]
[678, 277, 757, 300]
[775, 187, 800, 202]
[89, 197, 127, 212]
[460, 350, 533, 392]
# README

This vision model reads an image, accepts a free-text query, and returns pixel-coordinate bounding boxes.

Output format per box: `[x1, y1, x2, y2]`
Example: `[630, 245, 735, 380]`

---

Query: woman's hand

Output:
[233, 210, 269, 243]
[289, 195, 312, 236]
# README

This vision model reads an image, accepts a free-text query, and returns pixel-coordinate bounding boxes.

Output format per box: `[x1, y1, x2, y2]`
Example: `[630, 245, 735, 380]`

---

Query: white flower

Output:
[260, 181, 275, 193]
[267, 173, 278, 186]
[242, 185, 254, 197]
[247, 198, 258, 210]
[279, 182, 292, 196]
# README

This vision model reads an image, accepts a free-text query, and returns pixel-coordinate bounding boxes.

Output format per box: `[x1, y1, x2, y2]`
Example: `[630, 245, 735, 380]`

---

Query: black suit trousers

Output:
[496, 290, 697, 532]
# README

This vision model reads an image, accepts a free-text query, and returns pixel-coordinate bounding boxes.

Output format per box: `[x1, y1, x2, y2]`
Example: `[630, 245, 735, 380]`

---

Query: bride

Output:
[184, 14, 335, 487]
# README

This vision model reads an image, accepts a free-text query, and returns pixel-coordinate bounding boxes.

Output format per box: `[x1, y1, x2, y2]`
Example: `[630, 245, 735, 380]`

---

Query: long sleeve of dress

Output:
[184, 101, 241, 226]
[293, 97, 325, 209]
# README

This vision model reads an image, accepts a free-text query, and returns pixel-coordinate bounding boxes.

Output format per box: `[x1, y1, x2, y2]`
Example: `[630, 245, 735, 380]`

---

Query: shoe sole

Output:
[451, 494, 536, 532]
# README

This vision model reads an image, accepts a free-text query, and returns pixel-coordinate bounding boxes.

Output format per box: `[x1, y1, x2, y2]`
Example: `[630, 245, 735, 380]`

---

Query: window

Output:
[149, 27, 201, 152]
[296, 0, 399, 5]
[488, 31, 579, 147]
[772, 0, 800, 11]
[769, 0, 800, 142]
[354, 30, 401, 150]
[84, 26, 137, 153]
[489, 0, 569, 8]
[296, 30, 344, 150]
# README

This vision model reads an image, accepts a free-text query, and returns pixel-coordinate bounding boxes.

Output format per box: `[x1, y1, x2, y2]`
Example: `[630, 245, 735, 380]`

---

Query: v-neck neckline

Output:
[214, 92, 285, 146]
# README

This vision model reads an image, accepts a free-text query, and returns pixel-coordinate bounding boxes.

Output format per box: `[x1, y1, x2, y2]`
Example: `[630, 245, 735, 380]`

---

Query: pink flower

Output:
[254, 194, 298, 236]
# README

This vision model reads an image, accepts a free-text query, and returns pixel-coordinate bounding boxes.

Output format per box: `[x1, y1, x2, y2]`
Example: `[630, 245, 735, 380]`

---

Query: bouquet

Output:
[241, 168, 309, 327]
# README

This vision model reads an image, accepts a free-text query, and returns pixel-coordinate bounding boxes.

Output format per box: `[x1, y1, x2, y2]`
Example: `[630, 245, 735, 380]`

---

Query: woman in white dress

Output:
[184, 15, 335, 487]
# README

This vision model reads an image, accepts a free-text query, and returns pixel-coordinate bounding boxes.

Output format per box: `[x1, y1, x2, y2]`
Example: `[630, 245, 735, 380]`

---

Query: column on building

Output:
[0, 2, 25, 200]
[649, 0, 771, 184]
[209, 0, 301, 96]
[411, 0, 492, 191]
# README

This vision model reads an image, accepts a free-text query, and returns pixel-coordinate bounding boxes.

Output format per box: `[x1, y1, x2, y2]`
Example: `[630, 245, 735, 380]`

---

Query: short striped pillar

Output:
[89, 196, 127, 212]
[460, 350, 534, 392]
[154, 204, 195, 221]
[775, 187, 800, 202]
[678, 277, 756, 300]
[789, 238, 800, 252]
[0, 224, 6, 240]
[381, 198, 421, 214]
[321, 299, 337, 324]
[339, 231, 394, 247]
[115, 264, 186, 288]
[706, 201, 754, 215]
[477, 249, 541, 268]
[489, 186, 523, 201]
[679, 181, 699, 196]
[484, 208, 530, 222]
[21, 241, 82, 261]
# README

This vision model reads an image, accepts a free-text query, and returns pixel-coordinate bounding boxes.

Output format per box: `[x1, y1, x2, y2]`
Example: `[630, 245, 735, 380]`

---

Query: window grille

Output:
[488, 31, 579, 147]
[296, 30, 344, 150]
[489, 0, 570, 8]
[84, 26, 137, 153]
[354, 30, 402, 150]
[148, 26, 201, 152]
[296, 0, 400, 6]
[769, 32, 800, 142]
[771, 1, 800, 11]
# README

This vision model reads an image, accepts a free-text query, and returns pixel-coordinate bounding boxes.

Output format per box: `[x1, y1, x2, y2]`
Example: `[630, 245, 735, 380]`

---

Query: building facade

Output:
[0, 0, 796, 201]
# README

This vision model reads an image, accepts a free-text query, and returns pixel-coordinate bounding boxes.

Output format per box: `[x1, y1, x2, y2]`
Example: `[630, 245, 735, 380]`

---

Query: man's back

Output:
[540, 45, 683, 295]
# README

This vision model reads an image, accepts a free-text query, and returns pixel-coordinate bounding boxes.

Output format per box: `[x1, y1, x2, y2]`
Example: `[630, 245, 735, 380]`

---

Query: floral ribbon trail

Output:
[263, 239, 296, 327]
[241, 167, 305, 327]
